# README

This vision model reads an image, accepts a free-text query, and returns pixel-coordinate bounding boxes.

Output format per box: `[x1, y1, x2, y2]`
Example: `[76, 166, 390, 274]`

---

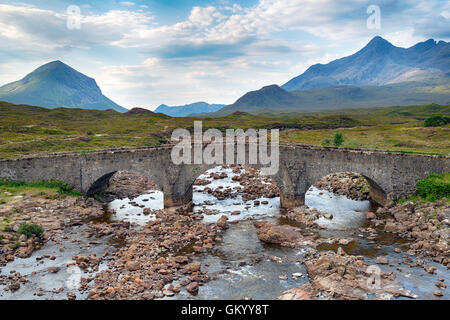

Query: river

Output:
[1, 166, 448, 300]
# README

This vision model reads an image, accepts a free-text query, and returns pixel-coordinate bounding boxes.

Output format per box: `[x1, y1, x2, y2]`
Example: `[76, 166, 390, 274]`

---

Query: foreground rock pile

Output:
[280, 249, 417, 300]
[86, 206, 223, 300]
[314, 172, 370, 201]
[276, 193, 449, 299]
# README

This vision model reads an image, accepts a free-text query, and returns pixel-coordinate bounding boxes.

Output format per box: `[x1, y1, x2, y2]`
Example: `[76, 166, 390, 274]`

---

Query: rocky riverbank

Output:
[372, 199, 449, 267]
[280, 248, 417, 300]
[0, 195, 104, 266]
[276, 196, 449, 300]
[1, 166, 448, 300]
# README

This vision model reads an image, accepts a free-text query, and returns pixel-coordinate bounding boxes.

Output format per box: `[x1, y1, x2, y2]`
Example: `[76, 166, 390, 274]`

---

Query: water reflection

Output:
[306, 186, 370, 230]
[107, 191, 164, 226]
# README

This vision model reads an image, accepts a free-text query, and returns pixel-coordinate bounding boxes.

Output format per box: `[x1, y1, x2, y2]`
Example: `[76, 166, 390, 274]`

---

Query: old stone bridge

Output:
[0, 144, 448, 207]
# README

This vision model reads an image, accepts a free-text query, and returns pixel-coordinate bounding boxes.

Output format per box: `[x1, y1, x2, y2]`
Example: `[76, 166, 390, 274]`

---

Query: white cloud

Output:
[109, 0, 377, 53]
[189, 6, 225, 26]
[222, 4, 242, 13]
[0, 4, 153, 49]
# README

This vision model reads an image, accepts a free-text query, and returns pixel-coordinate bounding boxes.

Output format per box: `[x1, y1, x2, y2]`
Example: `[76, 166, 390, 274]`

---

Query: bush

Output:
[333, 132, 344, 147]
[17, 223, 43, 238]
[424, 115, 450, 127]
[416, 173, 450, 201]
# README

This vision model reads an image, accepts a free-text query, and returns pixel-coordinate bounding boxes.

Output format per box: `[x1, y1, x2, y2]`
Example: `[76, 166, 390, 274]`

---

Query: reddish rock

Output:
[375, 256, 388, 265]
[279, 284, 317, 300]
[216, 215, 229, 229]
[186, 262, 201, 273]
[47, 267, 61, 273]
[126, 261, 140, 271]
[253, 221, 311, 246]
[186, 282, 199, 294]
[67, 292, 76, 300]
[366, 212, 376, 220]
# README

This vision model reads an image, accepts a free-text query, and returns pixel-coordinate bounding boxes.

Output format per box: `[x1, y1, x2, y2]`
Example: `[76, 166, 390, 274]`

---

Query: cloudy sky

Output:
[0, 0, 449, 109]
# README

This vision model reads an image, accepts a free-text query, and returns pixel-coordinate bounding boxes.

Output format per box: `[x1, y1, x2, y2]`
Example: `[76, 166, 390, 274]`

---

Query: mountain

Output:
[210, 79, 450, 116]
[0, 61, 127, 112]
[221, 85, 300, 113]
[282, 36, 450, 91]
[154, 101, 225, 117]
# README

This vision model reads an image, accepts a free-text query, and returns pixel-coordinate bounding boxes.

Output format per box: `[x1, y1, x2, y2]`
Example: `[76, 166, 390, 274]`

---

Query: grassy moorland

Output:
[0, 101, 448, 159]
[280, 104, 450, 155]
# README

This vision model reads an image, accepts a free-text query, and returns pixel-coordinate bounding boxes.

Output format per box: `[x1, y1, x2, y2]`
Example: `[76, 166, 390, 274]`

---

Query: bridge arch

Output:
[87, 171, 118, 196]
[86, 170, 163, 198]
[181, 163, 295, 209]
[305, 171, 387, 206]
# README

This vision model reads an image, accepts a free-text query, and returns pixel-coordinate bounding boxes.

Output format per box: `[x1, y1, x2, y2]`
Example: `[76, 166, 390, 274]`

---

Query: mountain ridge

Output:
[282, 36, 450, 91]
[209, 79, 450, 116]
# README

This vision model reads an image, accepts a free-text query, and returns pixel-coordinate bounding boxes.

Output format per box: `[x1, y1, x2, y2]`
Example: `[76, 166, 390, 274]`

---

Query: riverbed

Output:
[1, 166, 448, 300]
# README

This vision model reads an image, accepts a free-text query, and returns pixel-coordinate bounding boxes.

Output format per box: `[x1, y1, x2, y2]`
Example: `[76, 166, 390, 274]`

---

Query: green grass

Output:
[0, 101, 448, 158]
[282, 122, 449, 155]
[8, 240, 20, 250]
[0, 179, 81, 196]
[0, 217, 12, 231]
